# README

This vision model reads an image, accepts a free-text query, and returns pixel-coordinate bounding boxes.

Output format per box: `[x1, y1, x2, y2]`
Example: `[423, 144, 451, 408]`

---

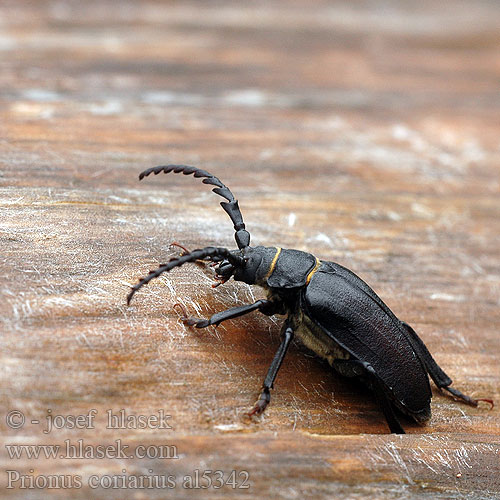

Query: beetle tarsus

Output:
[170, 241, 190, 256]
[186, 318, 209, 328]
[246, 388, 271, 417]
[173, 303, 208, 328]
[173, 303, 188, 316]
[443, 386, 494, 409]
[477, 398, 495, 409]
[212, 276, 228, 288]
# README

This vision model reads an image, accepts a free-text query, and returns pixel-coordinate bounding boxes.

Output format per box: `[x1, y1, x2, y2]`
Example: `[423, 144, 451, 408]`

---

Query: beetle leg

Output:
[369, 372, 406, 434]
[169, 242, 210, 272]
[246, 324, 294, 417]
[443, 386, 494, 408]
[401, 322, 494, 409]
[334, 359, 405, 434]
[169, 242, 191, 256]
[175, 299, 277, 328]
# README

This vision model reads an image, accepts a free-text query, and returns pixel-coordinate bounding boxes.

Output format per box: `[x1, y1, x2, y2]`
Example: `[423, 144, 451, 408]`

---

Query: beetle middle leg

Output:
[246, 323, 294, 417]
[401, 322, 494, 409]
[334, 358, 406, 434]
[174, 299, 278, 328]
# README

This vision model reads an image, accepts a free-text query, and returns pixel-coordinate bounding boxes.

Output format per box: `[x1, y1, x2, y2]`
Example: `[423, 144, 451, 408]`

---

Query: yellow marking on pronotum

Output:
[265, 247, 282, 278]
[306, 257, 321, 284]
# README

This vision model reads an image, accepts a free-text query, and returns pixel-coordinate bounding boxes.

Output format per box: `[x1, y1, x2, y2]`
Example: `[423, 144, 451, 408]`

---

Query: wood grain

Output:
[1, 1, 499, 498]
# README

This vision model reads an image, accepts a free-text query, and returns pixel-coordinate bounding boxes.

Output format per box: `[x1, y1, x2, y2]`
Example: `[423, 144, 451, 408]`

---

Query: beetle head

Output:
[213, 246, 278, 287]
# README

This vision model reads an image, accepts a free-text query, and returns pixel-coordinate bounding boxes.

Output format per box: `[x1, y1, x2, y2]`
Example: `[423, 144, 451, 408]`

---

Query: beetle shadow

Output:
[164, 285, 423, 434]
[200, 316, 423, 435]
[273, 342, 423, 434]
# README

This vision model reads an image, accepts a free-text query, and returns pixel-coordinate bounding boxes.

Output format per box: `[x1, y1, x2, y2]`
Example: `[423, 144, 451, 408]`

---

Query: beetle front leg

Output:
[174, 299, 277, 328]
[246, 324, 294, 417]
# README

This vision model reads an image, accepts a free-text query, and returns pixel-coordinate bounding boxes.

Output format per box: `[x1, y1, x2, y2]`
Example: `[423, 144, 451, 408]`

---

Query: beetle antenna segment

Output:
[139, 164, 251, 249]
[127, 246, 243, 305]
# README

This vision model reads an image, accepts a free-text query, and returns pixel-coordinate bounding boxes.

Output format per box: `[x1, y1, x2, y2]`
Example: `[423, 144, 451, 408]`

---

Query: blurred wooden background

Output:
[1, 1, 499, 498]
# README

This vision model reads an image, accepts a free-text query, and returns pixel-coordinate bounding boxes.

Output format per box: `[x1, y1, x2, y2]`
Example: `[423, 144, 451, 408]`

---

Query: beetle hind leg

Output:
[401, 322, 494, 409]
[442, 386, 494, 409]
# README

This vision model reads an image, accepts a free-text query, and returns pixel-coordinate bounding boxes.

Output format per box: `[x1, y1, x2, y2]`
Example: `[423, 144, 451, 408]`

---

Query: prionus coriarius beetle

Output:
[127, 165, 493, 433]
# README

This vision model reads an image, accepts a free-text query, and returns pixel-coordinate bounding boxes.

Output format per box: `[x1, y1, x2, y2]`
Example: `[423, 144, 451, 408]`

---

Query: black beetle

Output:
[127, 164, 493, 433]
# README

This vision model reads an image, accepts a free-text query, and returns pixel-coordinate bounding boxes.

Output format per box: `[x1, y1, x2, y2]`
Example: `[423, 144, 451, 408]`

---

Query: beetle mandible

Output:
[127, 164, 493, 433]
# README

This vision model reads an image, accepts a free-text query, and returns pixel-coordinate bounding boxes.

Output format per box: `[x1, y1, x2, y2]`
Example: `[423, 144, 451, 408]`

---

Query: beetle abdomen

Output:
[301, 262, 432, 420]
[292, 310, 351, 366]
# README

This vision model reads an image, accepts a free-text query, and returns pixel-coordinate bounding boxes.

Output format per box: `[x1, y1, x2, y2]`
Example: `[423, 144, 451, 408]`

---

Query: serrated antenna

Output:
[139, 164, 250, 249]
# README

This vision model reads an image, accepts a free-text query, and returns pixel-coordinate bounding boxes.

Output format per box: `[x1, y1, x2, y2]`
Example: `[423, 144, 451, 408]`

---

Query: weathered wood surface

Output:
[1, 1, 499, 498]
